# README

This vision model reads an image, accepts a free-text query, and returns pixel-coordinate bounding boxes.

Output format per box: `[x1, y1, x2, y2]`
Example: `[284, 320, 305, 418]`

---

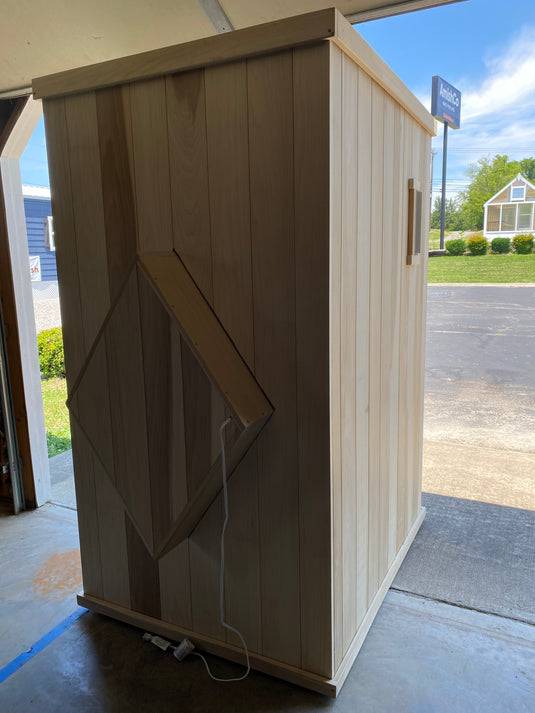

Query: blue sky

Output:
[357, 0, 535, 201]
[21, 0, 535, 203]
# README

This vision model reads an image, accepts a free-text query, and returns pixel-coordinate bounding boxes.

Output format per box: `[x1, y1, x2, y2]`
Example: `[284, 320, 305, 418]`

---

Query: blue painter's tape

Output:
[0, 607, 88, 685]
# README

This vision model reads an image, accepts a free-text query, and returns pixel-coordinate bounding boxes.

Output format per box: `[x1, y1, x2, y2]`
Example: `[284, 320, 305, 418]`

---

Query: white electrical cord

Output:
[191, 417, 250, 682]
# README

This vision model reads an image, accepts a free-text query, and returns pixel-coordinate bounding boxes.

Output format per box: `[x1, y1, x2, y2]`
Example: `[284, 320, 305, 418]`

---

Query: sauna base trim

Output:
[77, 593, 338, 696]
[78, 507, 425, 698]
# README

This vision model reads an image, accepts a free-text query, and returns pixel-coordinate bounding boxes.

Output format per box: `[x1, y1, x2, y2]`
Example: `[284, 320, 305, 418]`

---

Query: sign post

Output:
[431, 76, 461, 250]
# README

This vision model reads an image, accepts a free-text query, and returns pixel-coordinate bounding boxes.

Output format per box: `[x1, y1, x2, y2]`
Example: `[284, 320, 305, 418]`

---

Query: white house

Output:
[483, 173, 535, 239]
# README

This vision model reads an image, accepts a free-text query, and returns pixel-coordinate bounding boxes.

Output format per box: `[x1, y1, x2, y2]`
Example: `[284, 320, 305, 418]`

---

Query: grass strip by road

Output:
[428, 254, 535, 283]
[41, 377, 71, 457]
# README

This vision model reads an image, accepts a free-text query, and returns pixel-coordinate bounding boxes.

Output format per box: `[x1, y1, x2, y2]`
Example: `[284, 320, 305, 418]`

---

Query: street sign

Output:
[431, 75, 461, 129]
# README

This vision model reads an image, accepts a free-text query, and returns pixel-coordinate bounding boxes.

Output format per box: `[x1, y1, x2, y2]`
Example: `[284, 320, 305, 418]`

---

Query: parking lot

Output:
[423, 284, 535, 508]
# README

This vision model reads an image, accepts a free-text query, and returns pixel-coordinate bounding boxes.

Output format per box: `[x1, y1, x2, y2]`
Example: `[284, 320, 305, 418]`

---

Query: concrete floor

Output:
[0, 502, 81, 670]
[1, 490, 533, 712]
[394, 493, 535, 626]
[0, 588, 534, 713]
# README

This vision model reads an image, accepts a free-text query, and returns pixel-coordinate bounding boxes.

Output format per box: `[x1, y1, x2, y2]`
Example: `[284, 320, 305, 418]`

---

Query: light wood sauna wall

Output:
[329, 44, 430, 670]
[44, 42, 333, 677]
[43, 38, 430, 682]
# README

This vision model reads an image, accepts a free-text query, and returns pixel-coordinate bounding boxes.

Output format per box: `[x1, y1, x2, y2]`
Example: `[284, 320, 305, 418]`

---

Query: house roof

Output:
[22, 185, 51, 199]
[0, 0, 468, 97]
[483, 173, 535, 207]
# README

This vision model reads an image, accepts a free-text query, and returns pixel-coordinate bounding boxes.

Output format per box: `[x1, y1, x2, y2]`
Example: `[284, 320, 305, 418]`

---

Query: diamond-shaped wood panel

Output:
[68, 251, 272, 559]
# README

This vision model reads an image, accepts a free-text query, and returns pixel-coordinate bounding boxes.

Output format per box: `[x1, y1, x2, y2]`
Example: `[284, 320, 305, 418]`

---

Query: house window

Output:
[511, 185, 525, 201]
[487, 205, 500, 232]
[517, 203, 533, 231]
[44, 216, 55, 251]
[487, 202, 534, 232]
[501, 205, 516, 231]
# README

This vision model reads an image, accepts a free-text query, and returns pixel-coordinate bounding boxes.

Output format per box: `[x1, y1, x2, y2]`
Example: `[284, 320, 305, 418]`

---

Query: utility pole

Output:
[431, 76, 461, 251]
[440, 123, 448, 250]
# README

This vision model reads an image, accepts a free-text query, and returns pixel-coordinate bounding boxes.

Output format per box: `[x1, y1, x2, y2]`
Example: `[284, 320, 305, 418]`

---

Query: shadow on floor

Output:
[1, 489, 534, 711]
[393, 492, 535, 626]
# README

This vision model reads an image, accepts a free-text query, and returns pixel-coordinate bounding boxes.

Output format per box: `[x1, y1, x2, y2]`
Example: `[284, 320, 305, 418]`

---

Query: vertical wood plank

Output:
[169, 326, 188, 521]
[397, 111, 412, 549]
[160, 72, 204, 631]
[74, 338, 114, 478]
[94, 455, 131, 607]
[105, 268, 152, 551]
[205, 61, 254, 368]
[378, 91, 392, 577]
[43, 98, 85, 381]
[189, 497, 225, 640]
[44, 98, 103, 598]
[340, 54, 358, 655]
[159, 542, 192, 628]
[223, 446, 261, 653]
[405, 120, 421, 533]
[204, 59, 261, 653]
[159, 327, 191, 630]
[172, 66, 223, 647]
[248, 50, 300, 666]
[69, 416, 104, 598]
[64, 91, 114, 477]
[391, 104, 405, 563]
[137, 268, 173, 548]
[380, 96, 400, 571]
[355, 68, 371, 629]
[329, 43, 344, 672]
[367, 82, 384, 604]
[63, 92, 134, 607]
[64, 92, 110, 349]
[293, 42, 332, 677]
[96, 85, 137, 300]
[130, 77, 173, 252]
[180, 339, 213, 496]
[126, 513, 161, 619]
[167, 69, 213, 302]
[412, 126, 430, 521]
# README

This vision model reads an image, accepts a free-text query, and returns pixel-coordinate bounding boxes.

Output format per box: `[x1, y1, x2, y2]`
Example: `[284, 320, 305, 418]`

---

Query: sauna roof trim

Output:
[33, 8, 434, 134]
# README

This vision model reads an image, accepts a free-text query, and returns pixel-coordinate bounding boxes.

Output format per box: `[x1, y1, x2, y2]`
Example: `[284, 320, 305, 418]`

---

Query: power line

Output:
[433, 147, 535, 154]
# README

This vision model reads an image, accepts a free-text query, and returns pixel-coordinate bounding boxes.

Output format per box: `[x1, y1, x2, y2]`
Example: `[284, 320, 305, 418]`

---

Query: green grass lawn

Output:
[428, 228, 452, 250]
[428, 254, 535, 283]
[41, 377, 71, 457]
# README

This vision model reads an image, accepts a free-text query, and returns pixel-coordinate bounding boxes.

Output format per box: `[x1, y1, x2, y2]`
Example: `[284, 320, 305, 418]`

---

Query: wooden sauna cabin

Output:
[33, 8, 434, 696]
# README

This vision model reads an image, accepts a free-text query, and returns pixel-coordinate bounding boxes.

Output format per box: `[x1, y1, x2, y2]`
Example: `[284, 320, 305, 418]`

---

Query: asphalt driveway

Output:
[424, 284, 535, 454]
[422, 283, 535, 511]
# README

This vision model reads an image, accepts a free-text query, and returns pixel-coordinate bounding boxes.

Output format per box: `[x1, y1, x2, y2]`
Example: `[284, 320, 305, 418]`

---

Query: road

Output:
[424, 284, 535, 454]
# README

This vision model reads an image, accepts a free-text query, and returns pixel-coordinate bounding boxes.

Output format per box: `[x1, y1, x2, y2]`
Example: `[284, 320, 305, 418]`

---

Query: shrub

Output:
[491, 237, 511, 254]
[466, 235, 488, 255]
[512, 233, 534, 254]
[37, 327, 65, 379]
[445, 238, 466, 256]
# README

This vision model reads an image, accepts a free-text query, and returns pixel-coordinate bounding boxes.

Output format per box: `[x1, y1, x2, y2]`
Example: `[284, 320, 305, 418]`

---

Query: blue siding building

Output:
[22, 185, 57, 282]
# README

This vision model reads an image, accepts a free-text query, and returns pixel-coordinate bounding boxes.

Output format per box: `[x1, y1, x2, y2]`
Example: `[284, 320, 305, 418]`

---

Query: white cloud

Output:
[462, 26, 535, 122]
[429, 25, 535, 199]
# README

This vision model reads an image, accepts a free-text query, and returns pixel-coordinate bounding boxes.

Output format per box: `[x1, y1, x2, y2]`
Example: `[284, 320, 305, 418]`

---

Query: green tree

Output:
[519, 158, 535, 183]
[456, 154, 535, 230]
[430, 196, 463, 230]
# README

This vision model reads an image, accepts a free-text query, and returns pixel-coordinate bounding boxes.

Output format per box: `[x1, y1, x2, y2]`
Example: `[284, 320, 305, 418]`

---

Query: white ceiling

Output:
[0, 0, 466, 96]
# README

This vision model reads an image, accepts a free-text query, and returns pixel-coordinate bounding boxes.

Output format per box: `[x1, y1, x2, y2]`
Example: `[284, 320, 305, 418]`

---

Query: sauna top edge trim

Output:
[32, 7, 434, 135]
